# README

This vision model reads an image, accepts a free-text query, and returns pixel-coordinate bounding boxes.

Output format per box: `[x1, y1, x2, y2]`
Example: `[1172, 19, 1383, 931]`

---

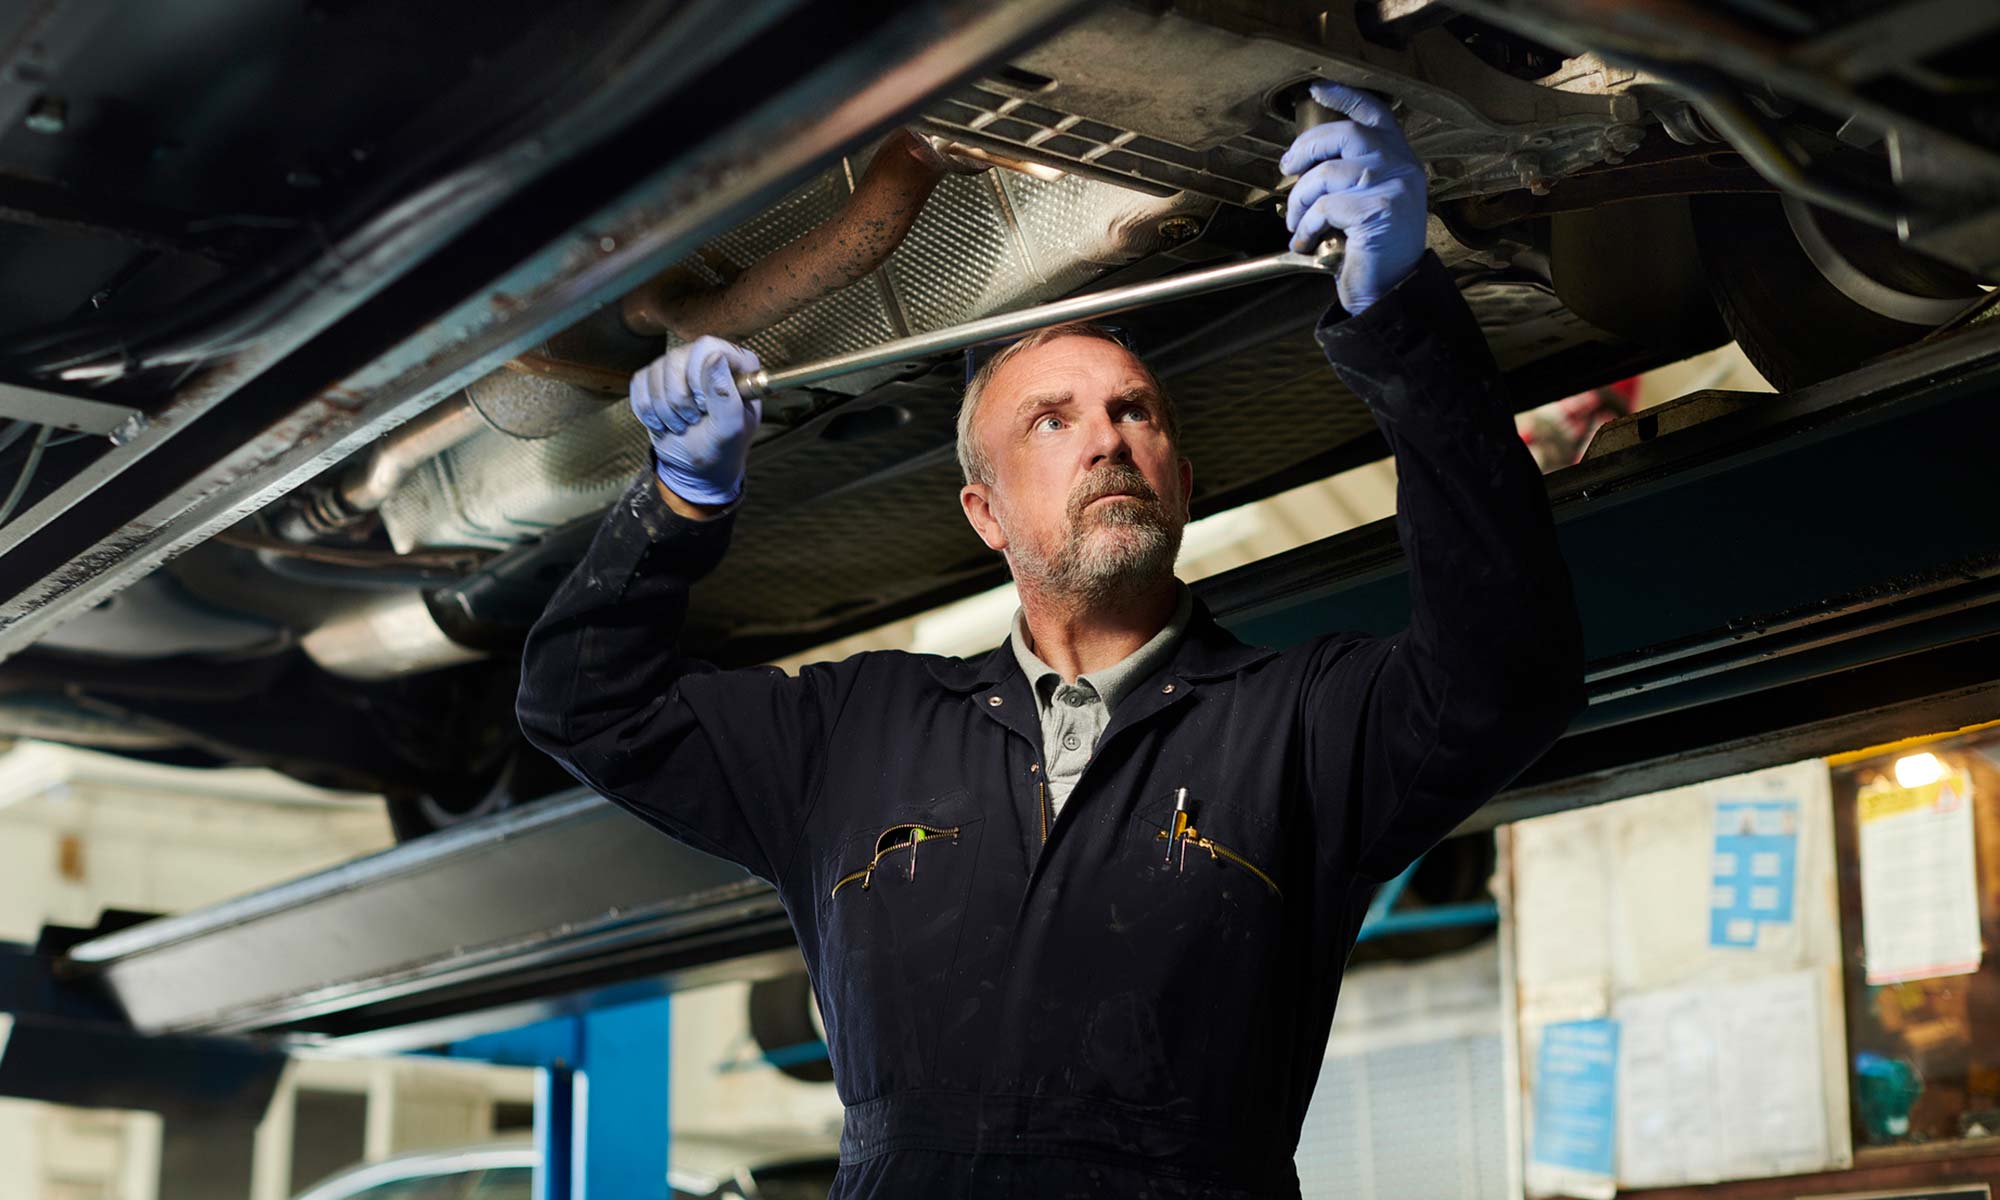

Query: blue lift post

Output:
[445, 995, 673, 1200]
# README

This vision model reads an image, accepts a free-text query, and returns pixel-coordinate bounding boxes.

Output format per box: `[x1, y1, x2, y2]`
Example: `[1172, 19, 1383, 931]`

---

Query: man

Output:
[519, 83, 1583, 1199]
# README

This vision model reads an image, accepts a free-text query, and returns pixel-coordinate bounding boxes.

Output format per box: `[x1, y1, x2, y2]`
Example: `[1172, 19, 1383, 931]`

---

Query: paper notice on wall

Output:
[1528, 1018, 1620, 1199]
[1709, 797, 1799, 949]
[1617, 988, 1722, 1186]
[1858, 769, 1982, 985]
[1714, 971, 1830, 1176]
[1616, 970, 1829, 1187]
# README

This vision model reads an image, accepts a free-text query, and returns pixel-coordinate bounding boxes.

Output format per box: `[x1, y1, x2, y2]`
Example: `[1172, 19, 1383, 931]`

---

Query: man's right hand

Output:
[630, 335, 764, 507]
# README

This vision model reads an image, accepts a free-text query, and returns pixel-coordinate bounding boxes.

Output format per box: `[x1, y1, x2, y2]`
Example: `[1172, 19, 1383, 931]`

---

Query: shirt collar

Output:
[1008, 584, 1194, 715]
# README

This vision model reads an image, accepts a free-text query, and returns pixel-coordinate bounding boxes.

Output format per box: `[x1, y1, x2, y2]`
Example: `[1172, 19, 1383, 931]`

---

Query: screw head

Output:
[1157, 216, 1202, 242]
[24, 94, 65, 135]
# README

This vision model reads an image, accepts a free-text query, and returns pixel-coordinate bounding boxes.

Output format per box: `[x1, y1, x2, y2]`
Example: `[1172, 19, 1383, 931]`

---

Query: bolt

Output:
[1157, 216, 1202, 242]
[1524, 134, 1554, 149]
[599, 235, 618, 253]
[24, 94, 65, 135]
[108, 413, 148, 447]
[1511, 155, 1548, 195]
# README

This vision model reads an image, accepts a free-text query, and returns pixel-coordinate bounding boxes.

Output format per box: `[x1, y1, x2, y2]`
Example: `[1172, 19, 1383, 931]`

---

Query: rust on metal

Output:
[621, 129, 953, 340]
[503, 351, 631, 395]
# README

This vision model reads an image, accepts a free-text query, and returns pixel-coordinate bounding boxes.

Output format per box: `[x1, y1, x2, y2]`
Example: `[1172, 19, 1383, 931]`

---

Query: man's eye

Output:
[1120, 407, 1151, 422]
[1036, 415, 1064, 432]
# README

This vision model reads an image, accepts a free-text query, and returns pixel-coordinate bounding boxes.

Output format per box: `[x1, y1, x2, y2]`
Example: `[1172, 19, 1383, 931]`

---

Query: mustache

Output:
[1067, 466, 1165, 523]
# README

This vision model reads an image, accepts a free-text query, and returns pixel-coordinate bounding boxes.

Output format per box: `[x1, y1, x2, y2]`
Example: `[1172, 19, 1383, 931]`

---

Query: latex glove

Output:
[1280, 81, 1429, 316]
[629, 336, 764, 506]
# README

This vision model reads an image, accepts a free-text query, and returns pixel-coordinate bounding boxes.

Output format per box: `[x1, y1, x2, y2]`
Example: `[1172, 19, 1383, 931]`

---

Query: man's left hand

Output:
[1281, 81, 1428, 316]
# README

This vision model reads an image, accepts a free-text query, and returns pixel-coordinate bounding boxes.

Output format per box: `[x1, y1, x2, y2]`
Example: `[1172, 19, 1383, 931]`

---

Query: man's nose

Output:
[1084, 413, 1134, 466]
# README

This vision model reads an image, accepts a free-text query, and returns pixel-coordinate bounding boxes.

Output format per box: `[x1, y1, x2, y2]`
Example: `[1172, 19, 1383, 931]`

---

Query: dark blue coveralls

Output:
[517, 251, 1586, 1198]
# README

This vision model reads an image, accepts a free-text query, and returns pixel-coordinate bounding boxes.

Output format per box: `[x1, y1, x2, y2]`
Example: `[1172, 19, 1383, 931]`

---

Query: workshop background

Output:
[5, 341, 1997, 1199]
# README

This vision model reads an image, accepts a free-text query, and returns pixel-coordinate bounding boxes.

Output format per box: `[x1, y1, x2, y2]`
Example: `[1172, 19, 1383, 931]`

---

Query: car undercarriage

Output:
[1, 0, 1995, 836]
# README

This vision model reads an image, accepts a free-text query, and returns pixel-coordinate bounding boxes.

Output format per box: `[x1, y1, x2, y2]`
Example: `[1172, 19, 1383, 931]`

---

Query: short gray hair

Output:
[955, 322, 1178, 486]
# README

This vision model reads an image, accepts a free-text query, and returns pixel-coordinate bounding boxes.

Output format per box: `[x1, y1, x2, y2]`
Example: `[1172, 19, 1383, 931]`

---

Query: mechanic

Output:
[519, 83, 1584, 1199]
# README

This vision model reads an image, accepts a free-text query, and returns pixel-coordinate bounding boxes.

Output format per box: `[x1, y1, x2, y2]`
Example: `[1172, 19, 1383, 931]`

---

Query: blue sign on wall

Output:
[1710, 798, 1799, 948]
[1531, 1018, 1620, 1177]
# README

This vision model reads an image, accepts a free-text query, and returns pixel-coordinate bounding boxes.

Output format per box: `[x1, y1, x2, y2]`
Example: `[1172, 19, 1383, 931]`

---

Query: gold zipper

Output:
[829, 823, 961, 898]
[1156, 829, 1283, 899]
[1038, 781, 1050, 845]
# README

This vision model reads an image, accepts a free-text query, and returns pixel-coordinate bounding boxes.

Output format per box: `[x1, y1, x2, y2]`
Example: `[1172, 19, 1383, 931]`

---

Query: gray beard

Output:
[1006, 469, 1184, 605]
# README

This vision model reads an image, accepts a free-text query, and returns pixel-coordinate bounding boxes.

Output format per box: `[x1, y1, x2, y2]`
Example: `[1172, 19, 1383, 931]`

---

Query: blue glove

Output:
[629, 335, 764, 506]
[1280, 81, 1429, 316]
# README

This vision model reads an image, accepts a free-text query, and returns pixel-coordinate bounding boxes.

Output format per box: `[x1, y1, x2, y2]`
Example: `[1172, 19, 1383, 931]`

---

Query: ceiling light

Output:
[1893, 751, 1944, 788]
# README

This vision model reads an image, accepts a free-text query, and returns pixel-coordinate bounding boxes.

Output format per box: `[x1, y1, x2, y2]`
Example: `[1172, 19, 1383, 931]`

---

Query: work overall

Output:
[518, 252, 1585, 1198]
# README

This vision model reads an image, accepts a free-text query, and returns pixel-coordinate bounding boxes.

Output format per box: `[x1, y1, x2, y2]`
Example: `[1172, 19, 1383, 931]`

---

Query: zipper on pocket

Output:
[1156, 828, 1283, 899]
[830, 823, 961, 898]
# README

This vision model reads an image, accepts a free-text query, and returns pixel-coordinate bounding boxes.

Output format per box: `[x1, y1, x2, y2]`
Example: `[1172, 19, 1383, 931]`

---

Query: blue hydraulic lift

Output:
[442, 998, 674, 1200]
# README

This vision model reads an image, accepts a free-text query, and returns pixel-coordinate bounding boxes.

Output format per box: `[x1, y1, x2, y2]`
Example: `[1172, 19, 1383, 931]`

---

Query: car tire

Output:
[748, 973, 834, 1084]
[1693, 194, 1984, 391]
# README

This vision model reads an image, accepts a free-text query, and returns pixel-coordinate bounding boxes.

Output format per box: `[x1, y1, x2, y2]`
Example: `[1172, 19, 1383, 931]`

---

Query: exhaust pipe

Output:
[622, 129, 960, 340]
[287, 129, 964, 542]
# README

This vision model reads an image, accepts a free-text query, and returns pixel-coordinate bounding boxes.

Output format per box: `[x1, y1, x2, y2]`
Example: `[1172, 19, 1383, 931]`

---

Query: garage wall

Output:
[0, 743, 395, 1200]
[1298, 942, 1513, 1200]
[0, 743, 393, 943]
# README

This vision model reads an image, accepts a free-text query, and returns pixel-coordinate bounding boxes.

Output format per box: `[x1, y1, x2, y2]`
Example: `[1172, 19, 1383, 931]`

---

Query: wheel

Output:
[748, 972, 834, 1084]
[1693, 194, 1985, 391]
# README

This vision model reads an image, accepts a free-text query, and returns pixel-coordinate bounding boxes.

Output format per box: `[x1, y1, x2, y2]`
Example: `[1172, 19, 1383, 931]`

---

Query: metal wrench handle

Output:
[733, 244, 1341, 400]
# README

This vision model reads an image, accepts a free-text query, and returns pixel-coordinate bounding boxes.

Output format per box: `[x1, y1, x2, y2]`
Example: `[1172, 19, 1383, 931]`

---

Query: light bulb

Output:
[1893, 751, 1944, 788]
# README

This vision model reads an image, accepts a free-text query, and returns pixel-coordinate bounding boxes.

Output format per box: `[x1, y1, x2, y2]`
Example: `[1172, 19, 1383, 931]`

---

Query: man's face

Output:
[959, 335, 1192, 602]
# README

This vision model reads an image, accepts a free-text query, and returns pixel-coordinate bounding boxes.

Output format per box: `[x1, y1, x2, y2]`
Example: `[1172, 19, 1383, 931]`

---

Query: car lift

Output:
[5, 298, 2000, 1199]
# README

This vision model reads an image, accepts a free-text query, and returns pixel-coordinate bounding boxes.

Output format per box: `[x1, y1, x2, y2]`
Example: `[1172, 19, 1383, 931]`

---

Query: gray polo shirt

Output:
[1009, 585, 1194, 819]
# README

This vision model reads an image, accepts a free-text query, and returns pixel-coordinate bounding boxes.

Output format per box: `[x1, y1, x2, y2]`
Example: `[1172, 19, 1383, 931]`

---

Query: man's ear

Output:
[1177, 456, 1194, 520]
[960, 482, 1008, 552]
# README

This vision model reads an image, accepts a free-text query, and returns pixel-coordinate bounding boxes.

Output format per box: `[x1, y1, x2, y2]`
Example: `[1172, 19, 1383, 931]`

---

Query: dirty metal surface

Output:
[922, 5, 1642, 206]
[0, 0, 1093, 660]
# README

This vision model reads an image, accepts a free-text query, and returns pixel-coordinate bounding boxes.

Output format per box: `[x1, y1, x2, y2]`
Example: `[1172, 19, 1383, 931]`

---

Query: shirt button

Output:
[1062, 733, 1081, 752]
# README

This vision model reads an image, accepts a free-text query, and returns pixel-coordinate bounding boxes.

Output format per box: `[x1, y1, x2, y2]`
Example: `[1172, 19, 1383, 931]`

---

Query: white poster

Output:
[1615, 971, 1830, 1187]
[1858, 768, 1982, 985]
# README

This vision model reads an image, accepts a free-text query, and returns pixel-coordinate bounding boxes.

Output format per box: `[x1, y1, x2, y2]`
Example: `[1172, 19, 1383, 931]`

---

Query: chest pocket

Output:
[813, 789, 985, 1091]
[1121, 791, 1285, 942]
